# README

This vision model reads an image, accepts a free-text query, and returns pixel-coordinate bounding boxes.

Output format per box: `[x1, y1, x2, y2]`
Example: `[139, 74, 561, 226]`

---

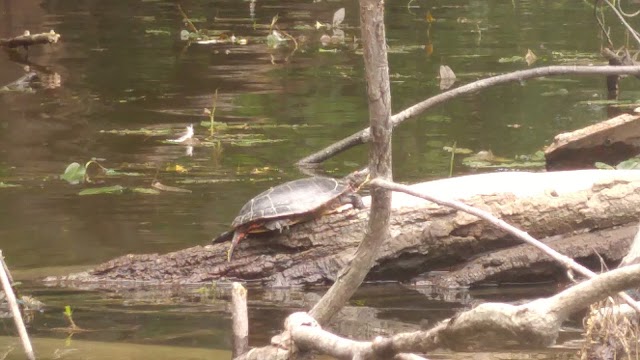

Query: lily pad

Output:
[61, 162, 86, 185]
[595, 162, 615, 170]
[616, 158, 640, 170]
[145, 29, 171, 36]
[498, 56, 524, 63]
[100, 128, 172, 136]
[131, 187, 161, 195]
[78, 185, 125, 196]
[103, 169, 145, 177]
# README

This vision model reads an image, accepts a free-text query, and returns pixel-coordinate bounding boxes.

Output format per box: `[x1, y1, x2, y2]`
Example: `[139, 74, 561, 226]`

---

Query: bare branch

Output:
[0, 251, 35, 360]
[292, 322, 428, 360]
[602, 0, 640, 46]
[298, 65, 640, 165]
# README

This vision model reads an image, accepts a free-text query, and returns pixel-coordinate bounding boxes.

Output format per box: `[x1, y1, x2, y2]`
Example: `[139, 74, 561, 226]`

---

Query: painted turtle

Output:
[212, 169, 368, 261]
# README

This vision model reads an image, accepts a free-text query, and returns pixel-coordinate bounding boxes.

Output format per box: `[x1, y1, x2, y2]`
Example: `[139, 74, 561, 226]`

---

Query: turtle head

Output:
[344, 168, 370, 191]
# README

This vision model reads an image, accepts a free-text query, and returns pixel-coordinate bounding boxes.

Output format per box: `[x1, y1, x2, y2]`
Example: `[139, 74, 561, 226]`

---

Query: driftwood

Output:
[0, 30, 60, 49]
[239, 264, 640, 359]
[545, 113, 640, 170]
[46, 170, 640, 288]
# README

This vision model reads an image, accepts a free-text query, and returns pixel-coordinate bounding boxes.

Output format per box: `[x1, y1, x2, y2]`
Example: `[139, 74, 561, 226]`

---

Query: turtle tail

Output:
[212, 230, 234, 244]
[227, 231, 247, 262]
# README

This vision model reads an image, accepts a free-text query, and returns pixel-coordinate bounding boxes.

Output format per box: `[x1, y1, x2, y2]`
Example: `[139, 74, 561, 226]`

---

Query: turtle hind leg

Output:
[227, 231, 247, 262]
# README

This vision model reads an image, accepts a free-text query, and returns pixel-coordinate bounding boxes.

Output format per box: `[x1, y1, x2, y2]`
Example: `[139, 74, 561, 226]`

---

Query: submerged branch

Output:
[0, 30, 60, 49]
[297, 65, 640, 165]
[240, 265, 640, 358]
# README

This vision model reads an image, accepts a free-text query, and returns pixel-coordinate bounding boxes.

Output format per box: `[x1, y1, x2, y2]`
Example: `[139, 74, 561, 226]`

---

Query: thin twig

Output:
[602, 0, 640, 46]
[177, 4, 199, 33]
[0, 251, 35, 360]
[370, 178, 640, 314]
[594, 1, 615, 48]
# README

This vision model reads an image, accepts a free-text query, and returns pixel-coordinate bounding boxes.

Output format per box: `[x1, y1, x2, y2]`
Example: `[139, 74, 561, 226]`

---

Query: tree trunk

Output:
[308, 0, 393, 326]
[47, 170, 640, 288]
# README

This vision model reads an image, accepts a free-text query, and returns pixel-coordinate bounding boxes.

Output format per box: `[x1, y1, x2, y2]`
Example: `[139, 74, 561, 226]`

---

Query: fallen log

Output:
[46, 170, 640, 287]
[0, 30, 61, 49]
[545, 113, 640, 170]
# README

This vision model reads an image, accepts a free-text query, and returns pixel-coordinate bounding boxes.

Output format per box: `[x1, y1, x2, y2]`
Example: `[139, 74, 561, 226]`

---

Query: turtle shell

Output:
[231, 176, 349, 228]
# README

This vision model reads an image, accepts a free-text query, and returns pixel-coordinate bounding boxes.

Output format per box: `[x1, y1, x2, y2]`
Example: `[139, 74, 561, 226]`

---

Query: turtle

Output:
[212, 169, 368, 261]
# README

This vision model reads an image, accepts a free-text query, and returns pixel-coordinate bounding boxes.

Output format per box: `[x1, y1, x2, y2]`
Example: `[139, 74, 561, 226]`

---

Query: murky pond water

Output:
[0, 0, 629, 357]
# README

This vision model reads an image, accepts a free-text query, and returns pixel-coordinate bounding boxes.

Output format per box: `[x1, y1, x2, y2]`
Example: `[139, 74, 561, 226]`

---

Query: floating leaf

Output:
[540, 89, 569, 97]
[61, 162, 86, 185]
[332, 8, 345, 28]
[425, 42, 433, 56]
[595, 162, 615, 170]
[426, 11, 435, 23]
[439, 65, 456, 90]
[130, 187, 161, 195]
[498, 56, 524, 63]
[145, 29, 171, 36]
[152, 181, 192, 193]
[78, 185, 125, 196]
[525, 49, 537, 66]
[166, 164, 188, 173]
[250, 166, 275, 175]
[103, 169, 144, 177]
[177, 178, 240, 184]
[266, 30, 287, 48]
[616, 158, 640, 169]
[100, 128, 171, 136]
[442, 146, 473, 154]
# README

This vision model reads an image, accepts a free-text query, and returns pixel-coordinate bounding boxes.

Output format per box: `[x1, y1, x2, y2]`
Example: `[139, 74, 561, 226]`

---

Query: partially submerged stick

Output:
[231, 282, 249, 358]
[0, 250, 35, 360]
[0, 30, 60, 49]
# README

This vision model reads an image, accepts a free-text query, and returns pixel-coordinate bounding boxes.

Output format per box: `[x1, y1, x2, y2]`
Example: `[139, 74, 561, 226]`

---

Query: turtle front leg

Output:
[335, 193, 365, 212]
[347, 193, 365, 209]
